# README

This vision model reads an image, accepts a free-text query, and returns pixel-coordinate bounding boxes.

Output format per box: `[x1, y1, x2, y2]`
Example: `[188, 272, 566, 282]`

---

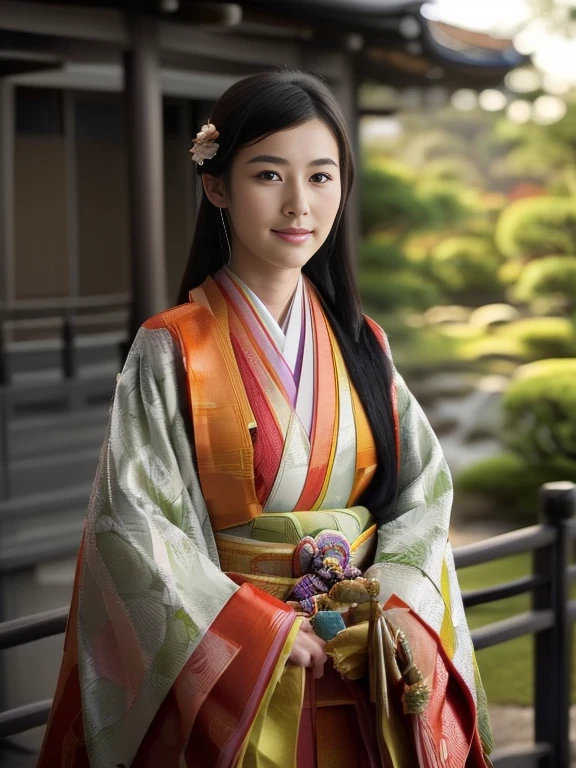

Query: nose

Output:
[281, 179, 310, 218]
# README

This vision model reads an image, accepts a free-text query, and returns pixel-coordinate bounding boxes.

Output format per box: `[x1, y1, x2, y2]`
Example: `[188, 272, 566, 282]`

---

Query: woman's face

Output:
[219, 119, 342, 275]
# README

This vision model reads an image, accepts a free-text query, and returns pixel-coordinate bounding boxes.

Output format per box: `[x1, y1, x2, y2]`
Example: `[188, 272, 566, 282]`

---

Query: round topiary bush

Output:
[454, 451, 576, 524]
[513, 256, 576, 307]
[429, 236, 504, 298]
[503, 358, 576, 465]
[495, 317, 576, 360]
[417, 179, 469, 230]
[495, 197, 576, 261]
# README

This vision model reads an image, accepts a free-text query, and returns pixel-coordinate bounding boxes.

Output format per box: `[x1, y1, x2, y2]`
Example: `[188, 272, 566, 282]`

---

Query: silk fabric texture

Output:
[38, 271, 493, 767]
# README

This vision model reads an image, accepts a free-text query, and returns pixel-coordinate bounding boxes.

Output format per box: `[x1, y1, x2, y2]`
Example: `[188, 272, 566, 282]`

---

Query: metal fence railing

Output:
[1, 481, 575, 768]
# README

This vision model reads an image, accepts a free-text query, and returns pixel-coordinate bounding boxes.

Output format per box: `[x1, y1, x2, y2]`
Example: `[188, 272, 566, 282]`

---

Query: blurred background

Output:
[1, 0, 576, 763]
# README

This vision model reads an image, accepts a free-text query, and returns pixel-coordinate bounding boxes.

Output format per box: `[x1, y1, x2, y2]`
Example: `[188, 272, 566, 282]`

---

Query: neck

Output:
[226, 259, 301, 325]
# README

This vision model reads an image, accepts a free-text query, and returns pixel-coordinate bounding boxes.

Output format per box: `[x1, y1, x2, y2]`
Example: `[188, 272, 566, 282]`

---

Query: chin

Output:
[268, 252, 314, 270]
[264, 240, 320, 269]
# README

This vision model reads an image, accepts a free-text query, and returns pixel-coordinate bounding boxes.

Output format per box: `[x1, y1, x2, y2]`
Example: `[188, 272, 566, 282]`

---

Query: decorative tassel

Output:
[394, 628, 431, 715]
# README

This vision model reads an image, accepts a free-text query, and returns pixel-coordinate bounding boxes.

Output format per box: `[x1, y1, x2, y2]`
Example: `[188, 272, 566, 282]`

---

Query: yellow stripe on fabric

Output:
[440, 555, 456, 659]
[473, 653, 495, 754]
[235, 619, 305, 768]
[347, 376, 377, 506]
[311, 320, 342, 510]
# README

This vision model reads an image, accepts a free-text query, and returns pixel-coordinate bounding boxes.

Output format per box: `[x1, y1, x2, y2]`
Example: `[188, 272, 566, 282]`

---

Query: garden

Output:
[359, 92, 576, 705]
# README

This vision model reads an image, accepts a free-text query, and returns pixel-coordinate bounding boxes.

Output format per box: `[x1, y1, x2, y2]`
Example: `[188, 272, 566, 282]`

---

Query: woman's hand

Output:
[287, 619, 327, 678]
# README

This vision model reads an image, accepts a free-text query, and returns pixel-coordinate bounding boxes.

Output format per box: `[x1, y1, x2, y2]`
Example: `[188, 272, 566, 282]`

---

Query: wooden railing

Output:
[0, 294, 131, 503]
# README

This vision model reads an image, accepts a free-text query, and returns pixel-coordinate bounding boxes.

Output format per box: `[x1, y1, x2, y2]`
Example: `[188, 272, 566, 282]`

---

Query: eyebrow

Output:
[246, 154, 339, 168]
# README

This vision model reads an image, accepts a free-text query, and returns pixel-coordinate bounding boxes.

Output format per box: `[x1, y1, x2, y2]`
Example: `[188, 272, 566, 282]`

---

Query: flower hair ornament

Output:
[189, 120, 220, 165]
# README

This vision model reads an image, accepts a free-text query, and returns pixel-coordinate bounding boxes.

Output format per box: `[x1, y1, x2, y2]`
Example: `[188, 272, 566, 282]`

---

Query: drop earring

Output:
[220, 208, 232, 266]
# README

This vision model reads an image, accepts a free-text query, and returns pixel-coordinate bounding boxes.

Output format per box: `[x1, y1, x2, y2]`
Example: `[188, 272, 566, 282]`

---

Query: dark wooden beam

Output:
[124, 15, 167, 335]
[0, 1, 128, 45]
[0, 80, 14, 306]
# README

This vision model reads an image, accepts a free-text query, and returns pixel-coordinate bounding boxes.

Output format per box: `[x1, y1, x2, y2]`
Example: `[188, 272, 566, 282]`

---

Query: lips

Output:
[272, 228, 313, 244]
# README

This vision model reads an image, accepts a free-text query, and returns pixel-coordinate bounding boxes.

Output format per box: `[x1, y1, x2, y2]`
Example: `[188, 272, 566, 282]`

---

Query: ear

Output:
[202, 174, 228, 209]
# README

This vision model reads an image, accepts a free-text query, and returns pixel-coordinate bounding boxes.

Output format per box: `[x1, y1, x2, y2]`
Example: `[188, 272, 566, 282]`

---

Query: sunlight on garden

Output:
[357, 58, 576, 709]
[358, 83, 576, 530]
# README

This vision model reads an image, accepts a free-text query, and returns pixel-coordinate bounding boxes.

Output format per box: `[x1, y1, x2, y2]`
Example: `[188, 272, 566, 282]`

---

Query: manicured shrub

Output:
[417, 179, 469, 230]
[455, 451, 576, 523]
[496, 317, 576, 360]
[502, 358, 576, 464]
[513, 256, 576, 307]
[429, 236, 504, 299]
[496, 197, 576, 260]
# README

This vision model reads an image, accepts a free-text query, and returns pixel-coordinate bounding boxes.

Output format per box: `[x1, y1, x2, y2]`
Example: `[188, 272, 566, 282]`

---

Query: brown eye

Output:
[257, 171, 281, 181]
[310, 173, 331, 183]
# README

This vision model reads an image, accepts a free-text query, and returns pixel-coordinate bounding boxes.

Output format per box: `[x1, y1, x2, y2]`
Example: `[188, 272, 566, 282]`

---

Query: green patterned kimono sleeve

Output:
[77, 326, 239, 767]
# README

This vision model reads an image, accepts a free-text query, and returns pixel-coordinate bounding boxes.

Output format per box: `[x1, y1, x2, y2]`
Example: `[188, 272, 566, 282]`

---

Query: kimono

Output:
[38, 267, 494, 767]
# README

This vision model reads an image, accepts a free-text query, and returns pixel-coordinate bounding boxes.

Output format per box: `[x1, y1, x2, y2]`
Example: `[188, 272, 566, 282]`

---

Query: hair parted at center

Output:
[177, 68, 399, 525]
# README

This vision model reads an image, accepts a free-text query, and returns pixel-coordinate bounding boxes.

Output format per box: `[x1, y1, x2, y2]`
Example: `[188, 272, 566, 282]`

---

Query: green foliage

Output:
[416, 179, 469, 230]
[358, 269, 442, 312]
[513, 255, 576, 305]
[498, 260, 524, 286]
[502, 358, 576, 465]
[497, 317, 576, 359]
[360, 161, 470, 237]
[461, 336, 527, 364]
[360, 166, 428, 237]
[358, 239, 406, 270]
[429, 236, 504, 300]
[455, 452, 576, 522]
[496, 197, 576, 260]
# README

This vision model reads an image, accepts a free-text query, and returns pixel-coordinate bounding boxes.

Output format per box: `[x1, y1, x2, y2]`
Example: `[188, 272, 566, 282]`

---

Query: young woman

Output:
[39, 69, 493, 767]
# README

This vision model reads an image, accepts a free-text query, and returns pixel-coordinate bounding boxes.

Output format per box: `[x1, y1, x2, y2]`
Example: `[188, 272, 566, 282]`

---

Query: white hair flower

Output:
[189, 121, 220, 165]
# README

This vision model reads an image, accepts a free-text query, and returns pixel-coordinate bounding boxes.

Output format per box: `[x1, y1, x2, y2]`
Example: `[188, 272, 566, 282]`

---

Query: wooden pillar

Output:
[0, 79, 15, 503]
[124, 14, 167, 338]
[0, 79, 15, 308]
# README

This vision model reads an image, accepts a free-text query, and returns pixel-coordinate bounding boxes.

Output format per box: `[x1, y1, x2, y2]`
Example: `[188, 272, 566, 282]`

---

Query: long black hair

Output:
[177, 69, 399, 525]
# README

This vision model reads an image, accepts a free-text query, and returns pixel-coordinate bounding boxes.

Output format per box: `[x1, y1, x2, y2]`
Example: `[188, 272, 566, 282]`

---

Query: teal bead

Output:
[311, 611, 346, 641]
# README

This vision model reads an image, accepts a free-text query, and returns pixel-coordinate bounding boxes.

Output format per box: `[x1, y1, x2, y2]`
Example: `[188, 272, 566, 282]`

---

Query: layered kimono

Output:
[38, 268, 494, 767]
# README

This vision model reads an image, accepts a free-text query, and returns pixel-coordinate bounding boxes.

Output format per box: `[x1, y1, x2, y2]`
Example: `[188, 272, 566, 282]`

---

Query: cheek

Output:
[232, 185, 275, 229]
[318, 187, 342, 228]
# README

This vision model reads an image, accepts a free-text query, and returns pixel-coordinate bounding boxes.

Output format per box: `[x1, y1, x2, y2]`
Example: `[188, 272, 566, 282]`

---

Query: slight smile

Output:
[272, 228, 313, 244]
